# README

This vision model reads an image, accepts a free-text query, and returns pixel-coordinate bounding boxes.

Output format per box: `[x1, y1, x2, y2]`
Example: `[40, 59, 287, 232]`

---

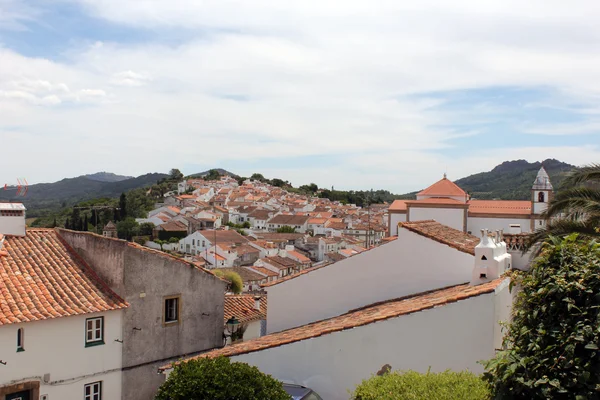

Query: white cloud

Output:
[1, 0, 600, 189]
[0, 0, 40, 30]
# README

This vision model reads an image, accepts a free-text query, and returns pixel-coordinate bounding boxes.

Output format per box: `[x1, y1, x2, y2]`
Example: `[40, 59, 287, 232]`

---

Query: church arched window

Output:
[538, 192, 545, 203]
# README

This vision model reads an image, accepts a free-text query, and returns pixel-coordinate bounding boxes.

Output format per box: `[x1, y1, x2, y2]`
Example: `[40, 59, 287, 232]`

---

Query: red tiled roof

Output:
[388, 200, 407, 212]
[400, 220, 478, 255]
[163, 279, 504, 367]
[224, 294, 267, 324]
[468, 200, 531, 216]
[0, 229, 129, 326]
[418, 177, 467, 197]
[406, 197, 466, 206]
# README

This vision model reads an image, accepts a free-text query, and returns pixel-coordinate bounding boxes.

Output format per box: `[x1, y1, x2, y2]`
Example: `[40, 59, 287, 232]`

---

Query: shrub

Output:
[155, 357, 290, 400]
[213, 270, 244, 294]
[483, 234, 600, 399]
[351, 369, 490, 400]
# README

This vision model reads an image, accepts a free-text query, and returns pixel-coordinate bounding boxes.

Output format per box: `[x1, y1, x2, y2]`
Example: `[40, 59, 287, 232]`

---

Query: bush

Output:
[213, 270, 244, 294]
[351, 369, 490, 400]
[155, 357, 290, 400]
[483, 234, 600, 399]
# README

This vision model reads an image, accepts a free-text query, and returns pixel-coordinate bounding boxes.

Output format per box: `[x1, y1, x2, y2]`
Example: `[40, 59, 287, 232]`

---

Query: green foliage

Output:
[169, 168, 184, 180]
[352, 369, 490, 400]
[116, 217, 139, 240]
[155, 357, 290, 400]
[157, 230, 187, 241]
[276, 225, 296, 233]
[318, 189, 397, 206]
[204, 169, 222, 181]
[483, 234, 600, 399]
[213, 270, 244, 294]
[119, 193, 127, 220]
[250, 173, 266, 182]
[139, 222, 155, 236]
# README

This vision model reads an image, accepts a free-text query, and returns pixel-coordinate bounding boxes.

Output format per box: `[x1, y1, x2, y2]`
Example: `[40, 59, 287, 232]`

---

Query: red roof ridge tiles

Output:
[417, 177, 467, 197]
[162, 279, 506, 368]
[399, 220, 478, 255]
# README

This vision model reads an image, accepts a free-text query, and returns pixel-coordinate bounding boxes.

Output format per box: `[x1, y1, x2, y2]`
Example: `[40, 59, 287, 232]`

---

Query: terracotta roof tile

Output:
[164, 279, 505, 367]
[468, 200, 531, 216]
[224, 294, 267, 324]
[400, 220, 478, 255]
[406, 197, 467, 206]
[417, 177, 467, 198]
[0, 229, 128, 326]
[388, 200, 407, 211]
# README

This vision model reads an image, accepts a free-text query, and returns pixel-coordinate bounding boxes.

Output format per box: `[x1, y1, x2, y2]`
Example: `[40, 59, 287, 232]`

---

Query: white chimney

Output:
[253, 296, 261, 311]
[508, 224, 521, 235]
[0, 203, 27, 237]
[471, 229, 511, 286]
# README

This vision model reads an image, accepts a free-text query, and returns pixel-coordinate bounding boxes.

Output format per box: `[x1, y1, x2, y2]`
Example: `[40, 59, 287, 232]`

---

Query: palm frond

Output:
[543, 187, 600, 218]
[523, 219, 600, 255]
[562, 163, 600, 187]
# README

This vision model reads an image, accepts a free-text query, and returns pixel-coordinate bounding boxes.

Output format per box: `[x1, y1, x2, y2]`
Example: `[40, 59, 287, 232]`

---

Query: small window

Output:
[480, 273, 487, 279]
[84, 381, 102, 400]
[164, 297, 180, 324]
[85, 317, 104, 347]
[192, 239, 195, 245]
[481, 255, 487, 261]
[538, 192, 545, 203]
[17, 328, 24, 352]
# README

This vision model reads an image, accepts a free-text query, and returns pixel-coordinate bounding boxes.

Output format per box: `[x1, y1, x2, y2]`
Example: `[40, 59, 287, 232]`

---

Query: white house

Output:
[388, 167, 554, 237]
[179, 230, 248, 255]
[163, 250, 512, 400]
[264, 220, 481, 334]
[0, 229, 128, 400]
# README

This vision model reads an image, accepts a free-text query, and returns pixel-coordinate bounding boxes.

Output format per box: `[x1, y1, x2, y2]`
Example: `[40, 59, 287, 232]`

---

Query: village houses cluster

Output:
[0, 167, 553, 399]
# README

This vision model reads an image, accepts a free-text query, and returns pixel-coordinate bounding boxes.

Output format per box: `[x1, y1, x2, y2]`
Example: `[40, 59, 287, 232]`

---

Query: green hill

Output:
[455, 159, 574, 200]
[0, 173, 169, 217]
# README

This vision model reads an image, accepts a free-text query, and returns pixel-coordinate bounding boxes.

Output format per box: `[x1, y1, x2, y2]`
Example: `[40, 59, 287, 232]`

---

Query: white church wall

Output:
[467, 217, 532, 234]
[235, 293, 499, 400]
[265, 228, 474, 334]
[533, 190, 549, 214]
[408, 207, 464, 232]
[388, 213, 406, 236]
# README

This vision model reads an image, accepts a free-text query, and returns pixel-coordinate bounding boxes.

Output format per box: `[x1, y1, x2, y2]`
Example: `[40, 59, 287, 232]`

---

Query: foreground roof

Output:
[162, 279, 504, 368]
[417, 176, 467, 198]
[0, 229, 128, 326]
[400, 220, 478, 255]
[388, 200, 407, 212]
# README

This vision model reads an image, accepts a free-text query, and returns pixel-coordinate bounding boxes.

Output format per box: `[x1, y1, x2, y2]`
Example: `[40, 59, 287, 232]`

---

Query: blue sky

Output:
[1, 0, 599, 192]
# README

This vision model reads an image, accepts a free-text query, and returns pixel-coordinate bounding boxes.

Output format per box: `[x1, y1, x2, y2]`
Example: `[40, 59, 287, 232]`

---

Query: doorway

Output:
[6, 391, 31, 400]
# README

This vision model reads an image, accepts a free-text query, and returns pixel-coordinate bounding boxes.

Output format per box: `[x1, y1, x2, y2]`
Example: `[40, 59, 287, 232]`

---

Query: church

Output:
[388, 167, 553, 237]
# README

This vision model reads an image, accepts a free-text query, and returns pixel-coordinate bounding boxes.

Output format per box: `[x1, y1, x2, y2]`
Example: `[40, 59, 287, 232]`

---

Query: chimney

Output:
[0, 203, 27, 237]
[253, 296, 261, 311]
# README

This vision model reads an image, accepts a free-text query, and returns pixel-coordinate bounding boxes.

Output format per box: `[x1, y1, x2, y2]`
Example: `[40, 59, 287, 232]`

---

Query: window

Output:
[481, 255, 487, 261]
[85, 317, 104, 347]
[84, 381, 102, 400]
[17, 328, 24, 352]
[164, 296, 180, 324]
[192, 239, 195, 245]
[538, 192, 545, 202]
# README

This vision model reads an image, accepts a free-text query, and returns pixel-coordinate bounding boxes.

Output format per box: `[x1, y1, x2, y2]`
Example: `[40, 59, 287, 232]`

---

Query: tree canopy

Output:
[484, 234, 600, 399]
[155, 357, 290, 400]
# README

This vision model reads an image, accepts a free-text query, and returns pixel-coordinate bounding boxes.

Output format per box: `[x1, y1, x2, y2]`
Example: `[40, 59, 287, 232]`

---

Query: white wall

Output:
[266, 228, 474, 333]
[468, 217, 532, 234]
[235, 291, 506, 400]
[0, 215, 26, 236]
[0, 311, 123, 400]
[408, 207, 464, 232]
[533, 191, 548, 214]
[244, 320, 263, 341]
[388, 213, 406, 236]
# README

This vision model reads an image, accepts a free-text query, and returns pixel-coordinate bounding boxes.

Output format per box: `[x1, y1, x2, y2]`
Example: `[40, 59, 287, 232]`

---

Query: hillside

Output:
[85, 172, 133, 182]
[0, 173, 169, 217]
[455, 159, 574, 200]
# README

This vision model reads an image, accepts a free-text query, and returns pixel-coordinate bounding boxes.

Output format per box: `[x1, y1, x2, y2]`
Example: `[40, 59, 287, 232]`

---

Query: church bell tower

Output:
[531, 166, 553, 230]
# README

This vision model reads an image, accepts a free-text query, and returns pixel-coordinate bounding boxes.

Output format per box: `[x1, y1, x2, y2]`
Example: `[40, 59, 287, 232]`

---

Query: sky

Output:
[1, 0, 599, 193]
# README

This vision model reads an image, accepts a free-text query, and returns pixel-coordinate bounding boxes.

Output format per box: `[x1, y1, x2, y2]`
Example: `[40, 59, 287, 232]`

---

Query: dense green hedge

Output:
[157, 230, 187, 241]
[351, 370, 490, 400]
[155, 357, 290, 400]
[483, 234, 600, 399]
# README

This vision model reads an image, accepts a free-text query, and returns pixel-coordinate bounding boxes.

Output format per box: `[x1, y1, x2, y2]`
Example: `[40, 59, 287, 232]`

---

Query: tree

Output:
[276, 225, 296, 233]
[250, 173, 266, 182]
[352, 369, 490, 400]
[484, 234, 600, 399]
[205, 169, 222, 181]
[138, 222, 155, 236]
[52, 217, 57, 228]
[154, 239, 167, 251]
[116, 218, 139, 241]
[155, 357, 290, 400]
[119, 193, 127, 220]
[526, 164, 600, 252]
[271, 178, 286, 187]
[212, 270, 243, 294]
[83, 215, 88, 231]
[169, 168, 184, 180]
[64, 218, 70, 229]
[242, 221, 251, 229]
